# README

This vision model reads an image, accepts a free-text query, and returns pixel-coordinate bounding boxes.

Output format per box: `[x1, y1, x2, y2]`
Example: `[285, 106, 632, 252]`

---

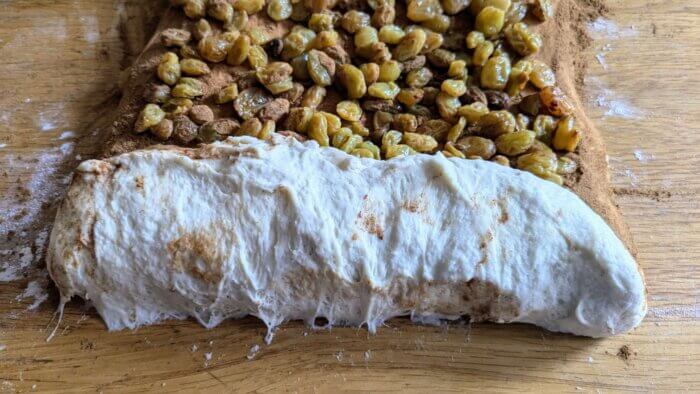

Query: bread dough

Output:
[48, 136, 646, 338]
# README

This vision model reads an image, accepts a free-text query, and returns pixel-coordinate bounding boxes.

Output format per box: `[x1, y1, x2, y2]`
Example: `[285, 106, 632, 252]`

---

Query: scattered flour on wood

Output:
[606, 157, 639, 188]
[595, 44, 613, 70]
[587, 18, 639, 40]
[584, 77, 645, 120]
[648, 305, 699, 320]
[247, 344, 260, 360]
[596, 92, 644, 119]
[15, 276, 50, 310]
[57, 131, 76, 140]
[0, 229, 49, 282]
[633, 149, 654, 163]
[1, 150, 72, 235]
[0, 246, 33, 281]
[37, 103, 67, 132]
[584, 19, 646, 121]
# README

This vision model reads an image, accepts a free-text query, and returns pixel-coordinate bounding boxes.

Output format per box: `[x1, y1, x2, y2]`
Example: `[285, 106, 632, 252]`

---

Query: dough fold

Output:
[48, 136, 646, 337]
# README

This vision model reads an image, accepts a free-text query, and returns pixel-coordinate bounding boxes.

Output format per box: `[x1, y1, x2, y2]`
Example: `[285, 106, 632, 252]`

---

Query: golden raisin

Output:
[441, 79, 467, 97]
[307, 49, 335, 86]
[197, 35, 231, 63]
[337, 64, 367, 99]
[301, 85, 327, 108]
[393, 29, 426, 61]
[217, 84, 239, 104]
[308, 113, 330, 146]
[183, 0, 206, 19]
[233, 0, 265, 13]
[475, 6, 505, 37]
[368, 82, 400, 99]
[172, 77, 205, 98]
[540, 86, 574, 117]
[506, 59, 532, 97]
[552, 116, 581, 152]
[406, 0, 443, 22]
[396, 88, 424, 106]
[227, 34, 250, 66]
[504, 22, 542, 56]
[267, 0, 293, 21]
[392, 113, 419, 133]
[530, 60, 556, 89]
[458, 102, 489, 124]
[286, 107, 314, 132]
[475, 110, 516, 138]
[495, 130, 535, 156]
[157, 52, 181, 85]
[378, 60, 402, 82]
[336, 100, 363, 122]
[135, 104, 166, 133]
[385, 144, 416, 159]
[480, 54, 511, 90]
[436, 92, 461, 121]
[180, 58, 210, 76]
[379, 25, 406, 44]
[402, 132, 438, 152]
[455, 136, 496, 159]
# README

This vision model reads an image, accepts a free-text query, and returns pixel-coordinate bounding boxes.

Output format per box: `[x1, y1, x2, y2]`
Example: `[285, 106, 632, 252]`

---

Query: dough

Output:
[48, 136, 646, 338]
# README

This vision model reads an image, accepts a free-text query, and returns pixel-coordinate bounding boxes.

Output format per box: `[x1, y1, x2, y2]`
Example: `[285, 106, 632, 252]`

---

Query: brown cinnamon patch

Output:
[617, 344, 636, 361]
[167, 229, 225, 283]
[497, 198, 509, 224]
[461, 279, 520, 322]
[358, 212, 384, 240]
[403, 200, 422, 213]
[402, 193, 427, 214]
[134, 175, 144, 190]
[479, 230, 493, 250]
[356, 198, 384, 240]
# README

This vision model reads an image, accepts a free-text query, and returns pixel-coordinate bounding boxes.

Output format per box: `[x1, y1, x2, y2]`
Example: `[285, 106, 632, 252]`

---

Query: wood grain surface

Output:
[1, 0, 699, 392]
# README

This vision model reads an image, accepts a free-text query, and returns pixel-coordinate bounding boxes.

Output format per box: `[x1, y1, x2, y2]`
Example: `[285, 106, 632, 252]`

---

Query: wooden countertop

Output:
[0, 0, 698, 392]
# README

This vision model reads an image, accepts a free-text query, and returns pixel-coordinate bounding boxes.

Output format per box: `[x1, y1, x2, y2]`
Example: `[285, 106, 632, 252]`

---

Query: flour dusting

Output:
[595, 53, 608, 70]
[0, 149, 73, 236]
[15, 276, 50, 310]
[586, 77, 645, 120]
[633, 149, 654, 163]
[607, 157, 640, 188]
[246, 344, 260, 360]
[594, 43, 613, 70]
[587, 18, 639, 40]
[58, 131, 76, 140]
[0, 247, 33, 281]
[648, 305, 699, 320]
